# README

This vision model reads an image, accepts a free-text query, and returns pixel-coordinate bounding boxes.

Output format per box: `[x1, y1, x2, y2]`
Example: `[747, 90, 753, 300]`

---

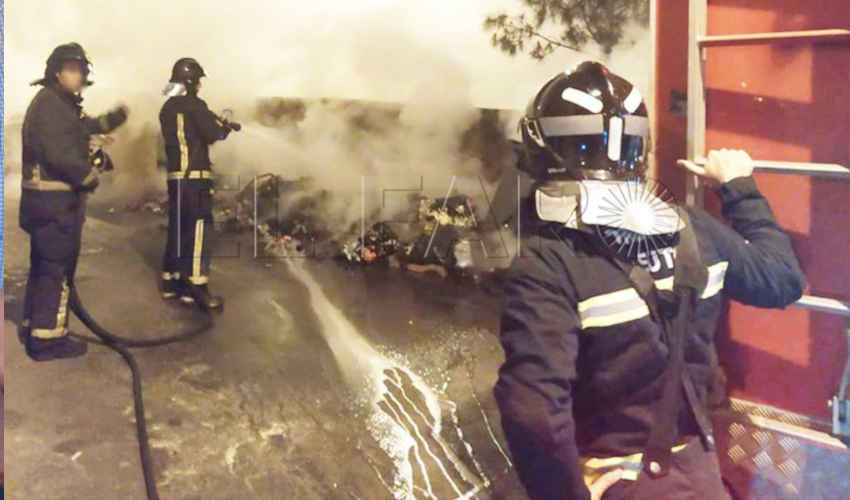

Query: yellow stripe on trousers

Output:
[189, 219, 208, 285]
[582, 443, 689, 483]
[31, 278, 70, 339]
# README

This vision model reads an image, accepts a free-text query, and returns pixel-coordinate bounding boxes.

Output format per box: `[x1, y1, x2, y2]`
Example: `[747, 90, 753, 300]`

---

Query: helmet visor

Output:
[537, 114, 649, 178]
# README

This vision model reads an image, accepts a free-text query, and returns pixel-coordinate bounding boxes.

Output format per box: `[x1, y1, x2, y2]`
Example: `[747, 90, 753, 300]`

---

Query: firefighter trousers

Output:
[599, 436, 731, 500]
[19, 190, 86, 339]
[162, 178, 213, 286]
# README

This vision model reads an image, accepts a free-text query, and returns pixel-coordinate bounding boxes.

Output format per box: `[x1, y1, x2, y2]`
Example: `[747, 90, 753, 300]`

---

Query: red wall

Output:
[653, 0, 691, 203]
[655, 1, 850, 420]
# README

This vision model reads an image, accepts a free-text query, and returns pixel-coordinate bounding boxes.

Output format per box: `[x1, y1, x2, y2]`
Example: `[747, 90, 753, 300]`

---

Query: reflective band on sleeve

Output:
[22, 164, 73, 191]
[701, 261, 729, 299]
[177, 113, 189, 175]
[578, 288, 650, 328]
[21, 178, 72, 191]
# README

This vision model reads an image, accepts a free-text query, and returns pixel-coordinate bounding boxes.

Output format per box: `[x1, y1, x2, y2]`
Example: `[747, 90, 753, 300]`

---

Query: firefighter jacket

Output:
[20, 83, 124, 194]
[494, 176, 806, 500]
[159, 94, 230, 181]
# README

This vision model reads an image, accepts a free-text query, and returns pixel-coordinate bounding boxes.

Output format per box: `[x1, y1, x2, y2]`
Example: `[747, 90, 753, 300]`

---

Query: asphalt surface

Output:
[3, 190, 528, 500]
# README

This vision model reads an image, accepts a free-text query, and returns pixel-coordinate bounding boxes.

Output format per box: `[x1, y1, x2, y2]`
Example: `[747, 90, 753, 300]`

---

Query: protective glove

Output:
[105, 103, 129, 130]
[77, 175, 100, 193]
[676, 149, 754, 186]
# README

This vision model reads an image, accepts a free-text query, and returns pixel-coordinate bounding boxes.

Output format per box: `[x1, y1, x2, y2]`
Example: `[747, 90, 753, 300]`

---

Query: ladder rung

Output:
[753, 161, 850, 178]
[698, 29, 850, 47]
[793, 295, 850, 317]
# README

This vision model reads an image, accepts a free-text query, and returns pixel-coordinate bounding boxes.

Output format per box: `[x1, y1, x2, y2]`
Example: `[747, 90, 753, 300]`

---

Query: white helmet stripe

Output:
[623, 115, 649, 136]
[561, 87, 604, 113]
[624, 86, 642, 113]
[538, 114, 604, 136]
[608, 117, 624, 161]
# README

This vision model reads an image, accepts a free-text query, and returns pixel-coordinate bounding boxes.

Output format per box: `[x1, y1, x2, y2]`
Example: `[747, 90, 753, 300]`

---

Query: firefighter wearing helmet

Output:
[159, 57, 236, 310]
[19, 42, 129, 361]
[494, 61, 806, 500]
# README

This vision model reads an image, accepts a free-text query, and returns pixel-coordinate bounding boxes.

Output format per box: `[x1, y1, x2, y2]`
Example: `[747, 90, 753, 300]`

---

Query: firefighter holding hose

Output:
[19, 42, 129, 361]
[159, 57, 239, 310]
[494, 61, 806, 499]
[20, 42, 128, 361]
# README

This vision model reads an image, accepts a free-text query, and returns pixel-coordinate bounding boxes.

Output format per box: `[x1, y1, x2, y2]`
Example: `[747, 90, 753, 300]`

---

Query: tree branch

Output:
[528, 30, 582, 52]
[484, 0, 649, 60]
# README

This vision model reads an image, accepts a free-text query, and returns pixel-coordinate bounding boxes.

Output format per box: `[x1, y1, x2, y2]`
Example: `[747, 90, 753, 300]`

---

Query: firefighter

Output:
[159, 57, 233, 310]
[494, 61, 806, 500]
[19, 42, 129, 361]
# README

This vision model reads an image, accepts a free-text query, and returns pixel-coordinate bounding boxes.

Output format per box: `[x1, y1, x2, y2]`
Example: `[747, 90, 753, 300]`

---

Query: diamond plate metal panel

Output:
[713, 406, 850, 500]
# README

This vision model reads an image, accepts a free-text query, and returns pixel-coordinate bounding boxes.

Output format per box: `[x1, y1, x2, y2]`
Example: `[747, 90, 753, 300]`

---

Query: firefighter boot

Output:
[18, 321, 31, 345]
[161, 277, 180, 300]
[26, 334, 88, 362]
[182, 284, 223, 311]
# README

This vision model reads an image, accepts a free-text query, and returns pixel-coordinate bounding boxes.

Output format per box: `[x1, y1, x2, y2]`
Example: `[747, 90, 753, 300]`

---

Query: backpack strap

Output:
[589, 207, 713, 477]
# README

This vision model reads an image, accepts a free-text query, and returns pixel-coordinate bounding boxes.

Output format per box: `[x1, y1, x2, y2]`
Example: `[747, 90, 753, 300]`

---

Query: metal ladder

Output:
[685, 0, 850, 442]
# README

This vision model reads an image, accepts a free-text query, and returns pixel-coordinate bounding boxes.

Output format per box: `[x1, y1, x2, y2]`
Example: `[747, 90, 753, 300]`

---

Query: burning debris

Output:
[340, 222, 401, 264]
[232, 173, 486, 279]
[383, 195, 478, 278]
[234, 174, 346, 257]
[337, 194, 480, 280]
[418, 195, 478, 233]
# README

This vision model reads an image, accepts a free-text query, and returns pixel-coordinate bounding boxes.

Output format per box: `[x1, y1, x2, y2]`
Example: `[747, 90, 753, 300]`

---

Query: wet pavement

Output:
[3, 192, 528, 500]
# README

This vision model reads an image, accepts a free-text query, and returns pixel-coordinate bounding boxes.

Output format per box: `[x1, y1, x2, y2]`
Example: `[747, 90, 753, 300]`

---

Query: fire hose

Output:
[68, 282, 214, 500]
[214, 109, 242, 132]
[68, 113, 235, 499]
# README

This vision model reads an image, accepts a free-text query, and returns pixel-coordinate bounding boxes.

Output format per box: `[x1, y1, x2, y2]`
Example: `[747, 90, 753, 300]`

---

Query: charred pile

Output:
[233, 173, 487, 279]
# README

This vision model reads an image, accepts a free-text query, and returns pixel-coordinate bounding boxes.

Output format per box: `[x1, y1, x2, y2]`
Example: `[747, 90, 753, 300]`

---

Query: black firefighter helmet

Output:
[520, 61, 650, 181]
[169, 57, 206, 86]
[31, 42, 94, 87]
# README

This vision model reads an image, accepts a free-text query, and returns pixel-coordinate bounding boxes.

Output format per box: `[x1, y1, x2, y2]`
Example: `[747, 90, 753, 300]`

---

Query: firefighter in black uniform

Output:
[159, 58, 234, 310]
[494, 62, 806, 500]
[19, 42, 129, 361]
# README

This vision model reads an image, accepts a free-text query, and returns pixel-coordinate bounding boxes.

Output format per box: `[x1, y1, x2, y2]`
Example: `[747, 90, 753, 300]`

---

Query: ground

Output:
[3, 190, 529, 500]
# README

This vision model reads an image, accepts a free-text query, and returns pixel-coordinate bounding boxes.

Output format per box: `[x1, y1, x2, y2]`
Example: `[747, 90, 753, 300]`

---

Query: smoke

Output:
[3, 0, 651, 226]
[212, 97, 490, 234]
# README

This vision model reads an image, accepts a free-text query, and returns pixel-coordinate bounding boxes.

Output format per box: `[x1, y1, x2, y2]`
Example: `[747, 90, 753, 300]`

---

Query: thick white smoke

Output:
[3, 0, 651, 226]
